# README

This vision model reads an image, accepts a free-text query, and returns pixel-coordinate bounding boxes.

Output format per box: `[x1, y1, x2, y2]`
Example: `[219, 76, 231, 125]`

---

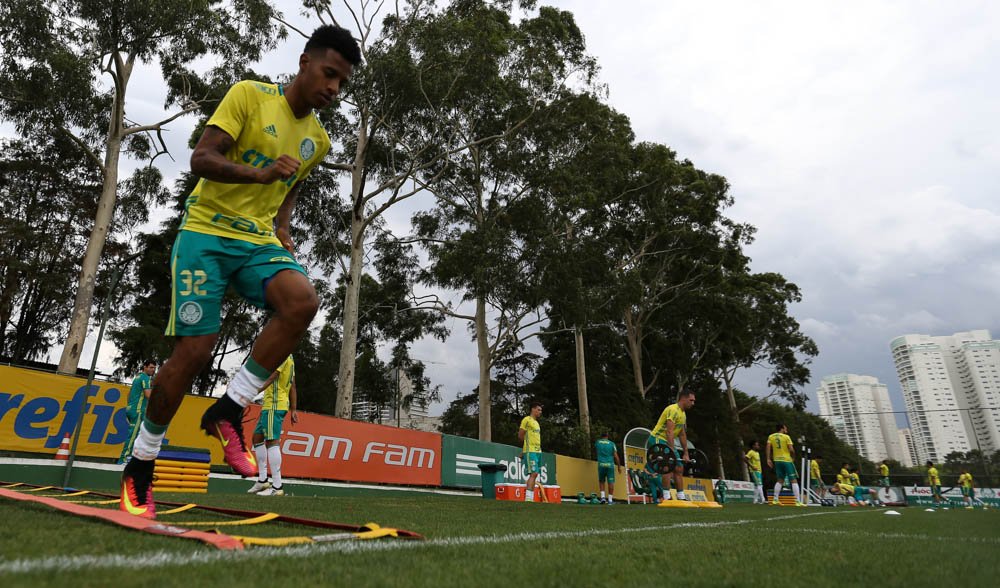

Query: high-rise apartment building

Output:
[897, 427, 917, 467]
[890, 330, 1000, 464]
[816, 374, 904, 462]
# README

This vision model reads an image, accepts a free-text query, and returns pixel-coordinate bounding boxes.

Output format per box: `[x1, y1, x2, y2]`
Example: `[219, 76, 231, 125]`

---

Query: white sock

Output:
[792, 482, 801, 501]
[600, 491, 606, 498]
[132, 422, 166, 461]
[254, 443, 268, 482]
[226, 364, 269, 407]
[774, 482, 783, 500]
[525, 490, 534, 501]
[677, 491, 687, 500]
[267, 445, 283, 488]
[608, 496, 613, 504]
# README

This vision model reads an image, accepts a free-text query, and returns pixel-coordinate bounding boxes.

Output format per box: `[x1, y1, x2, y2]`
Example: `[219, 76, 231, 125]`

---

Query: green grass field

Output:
[2, 488, 999, 588]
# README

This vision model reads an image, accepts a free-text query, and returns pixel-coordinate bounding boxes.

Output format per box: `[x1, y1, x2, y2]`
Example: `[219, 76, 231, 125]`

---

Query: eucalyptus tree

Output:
[406, 3, 599, 441]
[0, 0, 287, 373]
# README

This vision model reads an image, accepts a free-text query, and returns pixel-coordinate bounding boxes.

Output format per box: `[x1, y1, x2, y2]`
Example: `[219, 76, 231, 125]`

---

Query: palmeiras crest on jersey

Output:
[299, 138, 316, 160]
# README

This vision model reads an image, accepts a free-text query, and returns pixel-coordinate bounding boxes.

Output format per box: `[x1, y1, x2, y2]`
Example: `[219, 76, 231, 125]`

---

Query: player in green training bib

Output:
[248, 356, 297, 496]
[117, 361, 156, 464]
[744, 440, 765, 504]
[766, 423, 804, 506]
[595, 432, 621, 504]
[519, 402, 543, 502]
[120, 26, 362, 520]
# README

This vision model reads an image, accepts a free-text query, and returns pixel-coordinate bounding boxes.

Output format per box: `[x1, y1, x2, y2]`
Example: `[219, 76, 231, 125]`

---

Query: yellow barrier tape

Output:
[39, 490, 90, 497]
[1, 483, 23, 488]
[20, 486, 54, 492]
[182, 512, 280, 526]
[231, 534, 316, 547]
[158, 503, 198, 515]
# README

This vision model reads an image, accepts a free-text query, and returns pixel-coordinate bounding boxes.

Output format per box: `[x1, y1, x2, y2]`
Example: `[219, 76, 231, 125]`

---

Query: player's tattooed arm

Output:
[190, 126, 301, 185]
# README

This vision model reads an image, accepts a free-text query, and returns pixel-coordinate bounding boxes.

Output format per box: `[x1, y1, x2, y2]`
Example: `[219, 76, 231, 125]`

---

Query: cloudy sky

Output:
[26, 1, 1000, 426]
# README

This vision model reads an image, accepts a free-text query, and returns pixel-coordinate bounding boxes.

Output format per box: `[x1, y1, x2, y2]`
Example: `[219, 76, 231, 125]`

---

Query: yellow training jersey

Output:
[928, 467, 940, 485]
[767, 432, 793, 463]
[879, 464, 889, 477]
[262, 356, 294, 411]
[181, 80, 332, 246]
[810, 460, 821, 480]
[746, 449, 761, 473]
[850, 472, 860, 486]
[651, 403, 687, 442]
[838, 468, 850, 485]
[837, 482, 855, 496]
[520, 415, 541, 453]
[958, 473, 972, 488]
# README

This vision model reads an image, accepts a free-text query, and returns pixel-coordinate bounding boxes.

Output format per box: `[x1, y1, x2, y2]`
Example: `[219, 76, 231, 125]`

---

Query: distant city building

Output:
[817, 373, 904, 463]
[897, 427, 917, 467]
[352, 368, 439, 432]
[890, 330, 1000, 464]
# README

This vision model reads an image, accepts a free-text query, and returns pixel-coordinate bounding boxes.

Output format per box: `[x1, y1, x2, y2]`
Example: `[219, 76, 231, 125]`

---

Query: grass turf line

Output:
[1, 495, 998, 587]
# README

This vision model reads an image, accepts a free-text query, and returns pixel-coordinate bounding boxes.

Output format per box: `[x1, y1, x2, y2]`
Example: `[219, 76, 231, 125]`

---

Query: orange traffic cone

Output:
[54, 433, 71, 460]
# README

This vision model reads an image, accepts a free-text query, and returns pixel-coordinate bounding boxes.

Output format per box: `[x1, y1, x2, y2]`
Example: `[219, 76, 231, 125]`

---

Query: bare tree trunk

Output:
[724, 369, 750, 481]
[623, 308, 646, 399]
[714, 423, 727, 480]
[475, 296, 491, 442]
[58, 57, 132, 373]
[335, 120, 368, 418]
[575, 326, 591, 446]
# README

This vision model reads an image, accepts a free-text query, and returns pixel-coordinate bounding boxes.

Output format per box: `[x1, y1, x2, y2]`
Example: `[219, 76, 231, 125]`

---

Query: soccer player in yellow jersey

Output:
[519, 402, 543, 502]
[766, 423, 804, 506]
[879, 460, 891, 487]
[248, 356, 297, 496]
[648, 390, 696, 501]
[120, 26, 362, 519]
[926, 461, 943, 504]
[809, 455, 826, 499]
[743, 441, 765, 504]
[957, 469, 974, 508]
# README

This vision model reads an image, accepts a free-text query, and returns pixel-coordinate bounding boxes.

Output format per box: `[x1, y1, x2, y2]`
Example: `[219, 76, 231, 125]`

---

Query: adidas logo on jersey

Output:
[263, 124, 278, 137]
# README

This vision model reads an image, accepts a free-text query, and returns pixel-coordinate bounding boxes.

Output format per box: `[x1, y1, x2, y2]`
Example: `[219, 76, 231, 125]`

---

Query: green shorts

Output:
[961, 487, 974, 498]
[810, 478, 825, 489]
[525, 452, 542, 474]
[253, 409, 288, 441]
[167, 230, 308, 336]
[751, 471, 762, 485]
[880, 477, 890, 488]
[598, 464, 616, 483]
[931, 485, 941, 496]
[775, 461, 798, 482]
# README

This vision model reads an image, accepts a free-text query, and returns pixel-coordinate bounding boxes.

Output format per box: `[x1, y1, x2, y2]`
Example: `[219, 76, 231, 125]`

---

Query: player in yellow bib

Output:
[926, 461, 943, 504]
[519, 402, 543, 502]
[248, 356, 298, 496]
[647, 390, 696, 501]
[743, 441, 765, 504]
[809, 455, 826, 499]
[121, 26, 361, 520]
[958, 469, 980, 508]
[766, 423, 804, 506]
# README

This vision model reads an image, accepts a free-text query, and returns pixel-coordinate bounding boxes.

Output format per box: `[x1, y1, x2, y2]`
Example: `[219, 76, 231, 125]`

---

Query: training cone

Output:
[884, 510, 901, 516]
[54, 433, 71, 461]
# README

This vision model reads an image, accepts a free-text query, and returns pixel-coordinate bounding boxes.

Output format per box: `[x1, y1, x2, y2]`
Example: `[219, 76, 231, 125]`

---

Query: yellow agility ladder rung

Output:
[182, 512, 280, 526]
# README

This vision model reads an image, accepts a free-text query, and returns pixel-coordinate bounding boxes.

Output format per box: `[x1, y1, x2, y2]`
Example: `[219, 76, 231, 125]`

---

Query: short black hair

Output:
[600, 431, 609, 438]
[529, 401, 543, 410]
[813, 455, 822, 460]
[142, 360, 156, 368]
[678, 390, 694, 398]
[775, 423, 785, 432]
[305, 25, 362, 66]
[926, 460, 933, 467]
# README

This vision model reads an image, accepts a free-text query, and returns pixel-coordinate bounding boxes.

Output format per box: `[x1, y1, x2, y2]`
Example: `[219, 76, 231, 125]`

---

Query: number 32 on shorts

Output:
[180, 269, 208, 296]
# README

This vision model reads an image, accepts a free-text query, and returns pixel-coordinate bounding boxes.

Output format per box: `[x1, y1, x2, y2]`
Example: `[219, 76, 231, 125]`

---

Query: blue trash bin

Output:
[477, 463, 508, 499]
